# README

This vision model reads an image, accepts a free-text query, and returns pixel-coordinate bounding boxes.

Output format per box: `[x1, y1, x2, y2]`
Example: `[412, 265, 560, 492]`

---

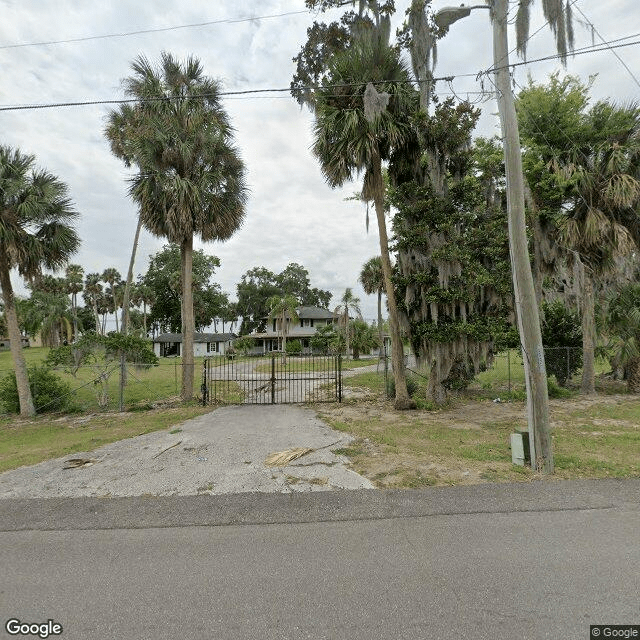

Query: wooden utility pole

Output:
[491, 0, 553, 473]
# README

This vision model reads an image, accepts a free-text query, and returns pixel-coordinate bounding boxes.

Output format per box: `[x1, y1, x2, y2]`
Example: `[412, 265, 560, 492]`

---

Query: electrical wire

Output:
[2, 33, 638, 114]
[0, 9, 310, 50]
[571, 4, 640, 90]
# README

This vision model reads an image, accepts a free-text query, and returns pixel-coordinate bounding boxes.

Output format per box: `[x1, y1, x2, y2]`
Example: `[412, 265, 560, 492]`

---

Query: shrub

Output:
[285, 339, 302, 355]
[386, 373, 420, 399]
[541, 301, 583, 386]
[547, 375, 572, 399]
[0, 365, 76, 414]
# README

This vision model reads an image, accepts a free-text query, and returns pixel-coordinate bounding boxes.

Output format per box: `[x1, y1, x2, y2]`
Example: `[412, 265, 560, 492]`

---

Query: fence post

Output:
[338, 355, 342, 402]
[271, 355, 275, 405]
[118, 353, 125, 412]
[507, 349, 511, 396]
[566, 346, 570, 385]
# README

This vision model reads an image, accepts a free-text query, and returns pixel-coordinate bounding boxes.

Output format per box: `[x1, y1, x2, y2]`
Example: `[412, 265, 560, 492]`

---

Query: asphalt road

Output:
[1, 479, 638, 640]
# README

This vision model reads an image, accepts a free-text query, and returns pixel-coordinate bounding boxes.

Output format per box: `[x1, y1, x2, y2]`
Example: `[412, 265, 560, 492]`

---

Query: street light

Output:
[433, 5, 488, 30]
[434, 1, 553, 473]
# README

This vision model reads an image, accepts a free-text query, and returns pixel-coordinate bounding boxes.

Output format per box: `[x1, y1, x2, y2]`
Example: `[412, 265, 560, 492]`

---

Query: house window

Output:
[207, 342, 219, 353]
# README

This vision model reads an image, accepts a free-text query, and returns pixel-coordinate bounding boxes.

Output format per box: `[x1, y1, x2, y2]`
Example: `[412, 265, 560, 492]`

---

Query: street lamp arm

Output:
[434, 4, 490, 30]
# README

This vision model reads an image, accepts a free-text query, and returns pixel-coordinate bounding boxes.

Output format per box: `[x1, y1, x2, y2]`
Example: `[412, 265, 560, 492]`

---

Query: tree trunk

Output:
[371, 149, 415, 410]
[580, 272, 596, 394]
[121, 216, 143, 336]
[181, 236, 195, 401]
[627, 356, 640, 393]
[492, 0, 552, 473]
[0, 258, 35, 417]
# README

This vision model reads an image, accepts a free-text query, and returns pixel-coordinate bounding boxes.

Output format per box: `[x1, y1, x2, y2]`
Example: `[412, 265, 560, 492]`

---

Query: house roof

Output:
[154, 333, 236, 343]
[297, 306, 334, 319]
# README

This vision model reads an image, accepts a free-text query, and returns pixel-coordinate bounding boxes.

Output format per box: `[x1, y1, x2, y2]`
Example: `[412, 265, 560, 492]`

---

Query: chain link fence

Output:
[379, 347, 592, 400]
[0, 360, 198, 414]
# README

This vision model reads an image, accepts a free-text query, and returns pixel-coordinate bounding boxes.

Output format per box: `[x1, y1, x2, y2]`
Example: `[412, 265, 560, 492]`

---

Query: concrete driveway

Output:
[0, 405, 374, 498]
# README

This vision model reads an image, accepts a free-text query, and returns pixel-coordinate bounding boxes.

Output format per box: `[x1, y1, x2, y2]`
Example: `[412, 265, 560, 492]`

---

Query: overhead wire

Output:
[1, 34, 638, 113]
[0, 9, 310, 50]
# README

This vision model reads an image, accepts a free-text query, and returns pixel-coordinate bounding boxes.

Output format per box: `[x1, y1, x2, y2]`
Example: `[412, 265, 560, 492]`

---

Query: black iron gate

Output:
[202, 354, 342, 405]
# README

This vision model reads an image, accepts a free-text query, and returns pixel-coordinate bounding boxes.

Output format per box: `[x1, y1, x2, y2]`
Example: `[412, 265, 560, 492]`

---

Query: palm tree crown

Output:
[105, 52, 248, 399]
[0, 145, 79, 416]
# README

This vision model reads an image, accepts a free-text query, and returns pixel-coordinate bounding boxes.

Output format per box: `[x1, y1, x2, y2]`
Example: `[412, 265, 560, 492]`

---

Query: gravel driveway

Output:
[0, 405, 374, 498]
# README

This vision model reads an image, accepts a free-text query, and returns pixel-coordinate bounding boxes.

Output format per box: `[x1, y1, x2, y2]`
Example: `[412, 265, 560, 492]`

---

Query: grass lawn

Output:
[319, 361, 640, 487]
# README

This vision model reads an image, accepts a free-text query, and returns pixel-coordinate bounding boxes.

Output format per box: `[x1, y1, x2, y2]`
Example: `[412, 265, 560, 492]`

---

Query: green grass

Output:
[319, 395, 640, 486]
[0, 348, 239, 412]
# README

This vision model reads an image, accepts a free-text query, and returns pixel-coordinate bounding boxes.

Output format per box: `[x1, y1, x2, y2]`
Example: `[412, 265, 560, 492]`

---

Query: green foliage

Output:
[547, 376, 572, 398]
[141, 244, 225, 333]
[285, 339, 303, 355]
[236, 264, 331, 335]
[47, 332, 157, 408]
[541, 300, 583, 385]
[350, 319, 379, 359]
[233, 335, 255, 355]
[386, 373, 419, 399]
[0, 365, 76, 414]
[310, 324, 344, 354]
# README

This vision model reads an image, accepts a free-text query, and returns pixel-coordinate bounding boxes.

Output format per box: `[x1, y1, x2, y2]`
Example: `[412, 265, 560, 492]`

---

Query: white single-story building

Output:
[153, 332, 236, 357]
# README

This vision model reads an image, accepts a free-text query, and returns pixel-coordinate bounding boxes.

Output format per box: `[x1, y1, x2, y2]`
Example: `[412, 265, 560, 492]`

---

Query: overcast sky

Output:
[2, 0, 639, 323]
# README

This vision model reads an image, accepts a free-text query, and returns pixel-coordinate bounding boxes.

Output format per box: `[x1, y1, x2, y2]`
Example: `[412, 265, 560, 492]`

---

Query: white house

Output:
[153, 332, 236, 357]
[249, 306, 337, 354]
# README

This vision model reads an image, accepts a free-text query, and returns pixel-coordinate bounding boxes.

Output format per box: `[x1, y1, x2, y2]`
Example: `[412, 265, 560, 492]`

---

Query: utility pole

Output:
[491, 0, 552, 473]
[434, 1, 554, 473]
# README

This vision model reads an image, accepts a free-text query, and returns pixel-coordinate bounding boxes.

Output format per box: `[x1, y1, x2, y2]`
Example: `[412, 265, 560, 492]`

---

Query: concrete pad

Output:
[0, 405, 374, 498]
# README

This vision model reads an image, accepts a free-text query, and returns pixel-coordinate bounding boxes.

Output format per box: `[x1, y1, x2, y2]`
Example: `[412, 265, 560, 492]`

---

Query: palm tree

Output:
[334, 288, 362, 360]
[607, 282, 640, 393]
[359, 256, 384, 357]
[101, 268, 121, 332]
[83, 273, 103, 335]
[65, 264, 84, 340]
[556, 103, 640, 393]
[267, 294, 299, 358]
[106, 53, 248, 400]
[312, 22, 416, 409]
[0, 145, 80, 416]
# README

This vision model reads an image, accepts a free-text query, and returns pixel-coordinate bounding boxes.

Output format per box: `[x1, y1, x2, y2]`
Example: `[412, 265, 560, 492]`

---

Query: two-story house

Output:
[249, 306, 337, 354]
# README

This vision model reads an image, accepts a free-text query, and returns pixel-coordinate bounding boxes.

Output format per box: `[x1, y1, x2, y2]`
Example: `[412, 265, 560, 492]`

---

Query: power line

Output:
[0, 33, 638, 113]
[571, 5, 640, 90]
[0, 9, 310, 51]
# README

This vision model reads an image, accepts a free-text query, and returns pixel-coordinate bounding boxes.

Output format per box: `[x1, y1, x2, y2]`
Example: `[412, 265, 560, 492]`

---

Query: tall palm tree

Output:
[106, 53, 248, 400]
[359, 256, 384, 356]
[83, 273, 103, 335]
[0, 146, 80, 416]
[312, 26, 416, 409]
[101, 268, 121, 332]
[556, 102, 640, 393]
[65, 263, 84, 340]
[334, 288, 362, 360]
[267, 294, 299, 358]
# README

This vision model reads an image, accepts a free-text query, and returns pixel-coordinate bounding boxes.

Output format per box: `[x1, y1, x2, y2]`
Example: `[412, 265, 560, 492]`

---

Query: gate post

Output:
[271, 355, 276, 404]
[201, 358, 209, 406]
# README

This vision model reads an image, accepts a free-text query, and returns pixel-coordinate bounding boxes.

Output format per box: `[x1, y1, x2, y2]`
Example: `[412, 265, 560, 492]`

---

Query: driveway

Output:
[0, 405, 374, 498]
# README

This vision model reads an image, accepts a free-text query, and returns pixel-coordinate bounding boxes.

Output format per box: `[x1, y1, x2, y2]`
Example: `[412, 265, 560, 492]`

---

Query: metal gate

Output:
[202, 354, 342, 405]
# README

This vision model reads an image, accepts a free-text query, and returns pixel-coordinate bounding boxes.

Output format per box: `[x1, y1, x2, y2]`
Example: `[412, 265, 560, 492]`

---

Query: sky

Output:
[1, 0, 639, 325]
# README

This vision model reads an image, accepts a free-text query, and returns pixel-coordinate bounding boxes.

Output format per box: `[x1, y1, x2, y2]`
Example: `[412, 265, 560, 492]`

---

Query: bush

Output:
[547, 375, 572, 399]
[285, 339, 302, 355]
[541, 301, 583, 386]
[386, 373, 420, 399]
[0, 365, 76, 414]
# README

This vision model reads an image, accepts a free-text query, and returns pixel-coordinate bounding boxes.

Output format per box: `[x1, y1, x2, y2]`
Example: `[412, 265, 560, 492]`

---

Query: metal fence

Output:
[202, 354, 343, 405]
[379, 346, 589, 399]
